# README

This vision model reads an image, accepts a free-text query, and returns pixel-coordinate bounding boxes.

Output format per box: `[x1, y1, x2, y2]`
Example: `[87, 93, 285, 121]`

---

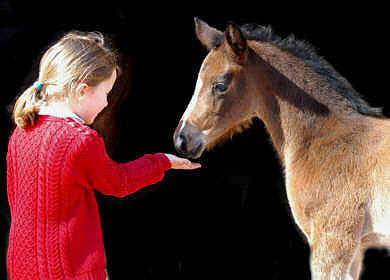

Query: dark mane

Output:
[239, 24, 383, 118]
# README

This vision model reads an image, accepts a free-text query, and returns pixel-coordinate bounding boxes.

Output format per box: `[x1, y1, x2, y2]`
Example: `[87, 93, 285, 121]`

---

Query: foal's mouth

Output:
[174, 122, 207, 159]
[176, 141, 204, 159]
[188, 142, 204, 159]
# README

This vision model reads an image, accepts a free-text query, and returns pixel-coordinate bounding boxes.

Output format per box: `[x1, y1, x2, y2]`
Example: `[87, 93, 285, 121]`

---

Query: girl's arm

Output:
[71, 131, 172, 198]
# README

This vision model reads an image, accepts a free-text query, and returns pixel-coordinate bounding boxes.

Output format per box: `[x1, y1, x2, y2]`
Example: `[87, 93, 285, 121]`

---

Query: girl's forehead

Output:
[110, 69, 117, 85]
[99, 69, 117, 88]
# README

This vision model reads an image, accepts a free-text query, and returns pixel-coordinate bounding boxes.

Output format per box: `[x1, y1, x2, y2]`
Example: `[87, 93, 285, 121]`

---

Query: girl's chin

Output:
[89, 115, 99, 125]
[88, 112, 102, 125]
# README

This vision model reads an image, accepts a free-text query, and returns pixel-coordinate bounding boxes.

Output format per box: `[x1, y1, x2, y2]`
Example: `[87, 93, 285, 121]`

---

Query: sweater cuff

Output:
[155, 153, 172, 170]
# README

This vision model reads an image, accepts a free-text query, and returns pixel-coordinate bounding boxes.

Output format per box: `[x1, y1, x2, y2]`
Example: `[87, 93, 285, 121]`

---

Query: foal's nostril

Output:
[178, 133, 188, 153]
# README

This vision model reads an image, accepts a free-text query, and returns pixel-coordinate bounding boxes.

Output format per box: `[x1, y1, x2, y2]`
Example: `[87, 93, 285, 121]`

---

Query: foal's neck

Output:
[248, 42, 357, 165]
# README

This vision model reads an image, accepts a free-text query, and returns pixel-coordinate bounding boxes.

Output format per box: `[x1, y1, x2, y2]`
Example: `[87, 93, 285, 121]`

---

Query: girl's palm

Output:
[164, 154, 201, 170]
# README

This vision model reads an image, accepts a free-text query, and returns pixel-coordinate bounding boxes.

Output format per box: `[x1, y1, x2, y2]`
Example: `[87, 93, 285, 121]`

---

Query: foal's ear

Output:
[224, 22, 248, 64]
[194, 17, 224, 51]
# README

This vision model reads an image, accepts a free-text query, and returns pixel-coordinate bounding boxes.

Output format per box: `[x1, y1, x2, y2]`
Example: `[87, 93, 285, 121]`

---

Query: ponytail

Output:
[12, 30, 119, 129]
[13, 83, 44, 129]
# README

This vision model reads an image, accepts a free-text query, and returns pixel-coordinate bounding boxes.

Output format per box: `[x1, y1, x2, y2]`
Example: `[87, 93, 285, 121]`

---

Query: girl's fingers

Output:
[181, 159, 201, 169]
[191, 162, 202, 169]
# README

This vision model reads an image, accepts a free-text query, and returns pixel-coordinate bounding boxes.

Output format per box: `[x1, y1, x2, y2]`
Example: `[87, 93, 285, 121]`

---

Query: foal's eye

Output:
[213, 83, 228, 95]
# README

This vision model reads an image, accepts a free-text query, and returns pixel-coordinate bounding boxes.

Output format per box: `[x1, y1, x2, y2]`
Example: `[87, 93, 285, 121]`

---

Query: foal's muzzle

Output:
[173, 122, 205, 159]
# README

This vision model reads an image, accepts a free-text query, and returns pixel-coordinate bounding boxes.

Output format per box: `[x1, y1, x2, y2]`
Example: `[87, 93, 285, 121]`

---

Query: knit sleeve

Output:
[71, 131, 171, 198]
[6, 140, 14, 212]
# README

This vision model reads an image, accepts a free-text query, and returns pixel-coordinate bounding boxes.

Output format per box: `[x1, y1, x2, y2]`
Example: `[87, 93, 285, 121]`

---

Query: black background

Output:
[1, 4, 390, 280]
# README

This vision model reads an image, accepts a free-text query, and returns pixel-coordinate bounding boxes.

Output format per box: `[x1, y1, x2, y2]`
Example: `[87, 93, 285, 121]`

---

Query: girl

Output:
[6, 31, 200, 280]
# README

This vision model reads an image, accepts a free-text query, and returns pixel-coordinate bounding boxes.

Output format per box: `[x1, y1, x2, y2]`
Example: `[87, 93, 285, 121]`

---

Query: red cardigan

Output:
[6, 115, 171, 280]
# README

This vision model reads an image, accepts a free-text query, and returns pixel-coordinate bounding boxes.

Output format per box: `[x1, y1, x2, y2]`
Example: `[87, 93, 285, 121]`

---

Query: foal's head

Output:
[174, 19, 258, 158]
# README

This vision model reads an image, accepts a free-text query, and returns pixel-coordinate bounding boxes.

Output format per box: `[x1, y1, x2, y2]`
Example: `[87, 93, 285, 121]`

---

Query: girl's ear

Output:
[75, 83, 89, 99]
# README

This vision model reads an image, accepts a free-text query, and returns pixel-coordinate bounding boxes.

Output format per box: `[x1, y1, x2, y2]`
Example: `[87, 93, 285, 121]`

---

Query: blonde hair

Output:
[13, 30, 119, 129]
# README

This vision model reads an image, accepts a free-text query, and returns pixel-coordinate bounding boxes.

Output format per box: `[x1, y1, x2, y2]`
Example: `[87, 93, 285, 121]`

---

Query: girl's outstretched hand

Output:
[164, 154, 202, 170]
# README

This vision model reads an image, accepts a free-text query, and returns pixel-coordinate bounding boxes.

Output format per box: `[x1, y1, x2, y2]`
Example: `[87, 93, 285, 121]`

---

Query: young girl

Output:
[6, 31, 200, 280]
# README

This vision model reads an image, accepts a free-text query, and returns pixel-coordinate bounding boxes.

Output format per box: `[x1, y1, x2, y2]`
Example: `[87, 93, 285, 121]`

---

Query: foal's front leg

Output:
[310, 214, 364, 280]
[310, 237, 358, 280]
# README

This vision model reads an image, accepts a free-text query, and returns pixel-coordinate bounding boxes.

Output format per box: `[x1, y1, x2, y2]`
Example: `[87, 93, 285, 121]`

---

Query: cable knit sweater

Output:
[6, 115, 171, 280]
